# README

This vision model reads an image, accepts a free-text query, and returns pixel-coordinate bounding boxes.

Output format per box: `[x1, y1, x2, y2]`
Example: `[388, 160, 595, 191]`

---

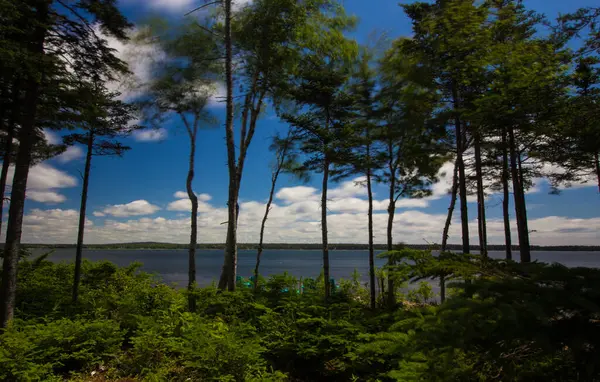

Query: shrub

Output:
[0, 318, 124, 380]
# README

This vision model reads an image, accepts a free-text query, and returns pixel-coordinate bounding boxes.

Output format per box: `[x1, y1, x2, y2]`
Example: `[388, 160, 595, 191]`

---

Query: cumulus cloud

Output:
[276, 186, 318, 204]
[27, 191, 67, 204]
[17, 203, 600, 246]
[95, 200, 161, 217]
[121, 0, 252, 13]
[133, 128, 168, 142]
[2, 162, 77, 205]
[10, 174, 600, 245]
[43, 130, 61, 145]
[55, 146, 84, 163]
[167, 192, 214, 212]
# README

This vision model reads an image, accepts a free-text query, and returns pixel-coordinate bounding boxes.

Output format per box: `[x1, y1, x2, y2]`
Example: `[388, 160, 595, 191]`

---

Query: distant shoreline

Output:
[21, 242, 600, 251]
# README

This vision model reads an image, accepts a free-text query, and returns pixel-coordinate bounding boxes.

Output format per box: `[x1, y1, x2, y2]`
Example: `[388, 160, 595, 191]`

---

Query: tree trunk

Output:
[508, 126, 531, 263]
[0, 116, 16, 238]
[254, 170, 280, 291]
[321, 158, 331, 300]
[0, 3, 47, 328]
[473, 133, 487, 256]
[220, 0, 237, 292]
[594, 152, 599, 193]
[366, 159, 376, 310]
[187, 133, 198, 312]
[386, 188, 396, 307]
[440, 158, 459, 303]
[72, 133, 93, 303]
[501, 126, 512, 260]
[452, 84, 470, 255]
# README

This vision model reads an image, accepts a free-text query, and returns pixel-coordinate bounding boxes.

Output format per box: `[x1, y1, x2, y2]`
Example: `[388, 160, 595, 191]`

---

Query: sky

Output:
[9, 0, 600, 245]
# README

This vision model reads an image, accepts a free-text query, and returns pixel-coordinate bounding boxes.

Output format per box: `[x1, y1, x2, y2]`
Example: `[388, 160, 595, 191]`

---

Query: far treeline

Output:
[21, 242, 600, 252]
[1, 0, 600, 329]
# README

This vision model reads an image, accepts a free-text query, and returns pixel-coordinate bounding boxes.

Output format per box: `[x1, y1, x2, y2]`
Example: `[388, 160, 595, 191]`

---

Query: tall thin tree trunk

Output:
[366, 157, 376, 310]
[321, 158, 331, 299]
[220, 0, 237, 292]
[508, 126, 531, 263]
[72, 133, 93, 303]
[501, 126, 512, 260]
[473, 133, 487, 256]
[386, 187, 396, 307]
[187, 133, 198, 312]
[440, 158, 459, 303]
[0, 3, 47, 328]
[0, 117, 15, 238]
[595, 152, 600, 193]
[254, 169, 280, 291]
[452, 84, 470, 255]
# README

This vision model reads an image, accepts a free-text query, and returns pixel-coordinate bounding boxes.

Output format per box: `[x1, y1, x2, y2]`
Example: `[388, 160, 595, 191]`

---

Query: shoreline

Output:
[25, 245, 600, 252]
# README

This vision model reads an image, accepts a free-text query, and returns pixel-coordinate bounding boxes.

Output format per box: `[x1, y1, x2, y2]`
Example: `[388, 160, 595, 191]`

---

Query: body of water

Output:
[34, 248, 600, 287]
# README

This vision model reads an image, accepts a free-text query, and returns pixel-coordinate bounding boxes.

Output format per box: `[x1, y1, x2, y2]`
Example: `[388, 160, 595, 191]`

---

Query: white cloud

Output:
[27, 191, 66, 204]
[276, 186, 318, 204]
[24, 163, 77, 190]
[167, 192, 214, 212]
[43, 130, 61, 145]
[329, 177, 368, 199]
[133, 128, 168, 142]
[55, 146, 84, 163]
[121, 0, 252, 13]
[173, 191, 211, 201]
[17, 203, 600, 246]
[2, 162, 77, 205]
[95, 200, 161, 217]
[8, 172, 600, 246]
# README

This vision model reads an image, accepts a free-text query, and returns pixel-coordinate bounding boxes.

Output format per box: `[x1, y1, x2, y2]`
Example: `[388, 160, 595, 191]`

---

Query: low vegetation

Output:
[1, 249, 599, 381]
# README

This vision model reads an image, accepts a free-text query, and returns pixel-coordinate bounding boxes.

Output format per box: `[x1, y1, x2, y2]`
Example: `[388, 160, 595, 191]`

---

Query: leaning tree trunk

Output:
[186, 133, 199, 312]
[321, 158, 331, 300]
[254, 169, 281, 291]
[0, 4, 47, 328]
[366, 159, 376, 310]
[0, 114, 16, 237]
[452, 84, 470, 255]
[594, 152, 599, 193]
[508, 126, 531, 263]
[473, 133, 487, 256]
[386, 188, 396, 307]
[440, 158, 459, 303]
[220, 0, 237, 292]
[501, 126, 512, 260]
[72, 133, 94, 303]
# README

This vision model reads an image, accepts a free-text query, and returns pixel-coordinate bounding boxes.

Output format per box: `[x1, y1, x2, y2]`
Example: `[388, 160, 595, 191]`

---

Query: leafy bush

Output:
[0, 318, 124, 380]
[3, 254, 600, 381]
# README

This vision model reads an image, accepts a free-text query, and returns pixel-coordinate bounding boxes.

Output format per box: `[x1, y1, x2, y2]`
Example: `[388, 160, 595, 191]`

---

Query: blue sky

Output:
[12, 0, 600, 245]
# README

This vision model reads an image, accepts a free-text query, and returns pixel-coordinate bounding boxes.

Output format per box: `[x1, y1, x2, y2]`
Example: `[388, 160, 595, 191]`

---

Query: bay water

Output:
[36, 248, 600, 287]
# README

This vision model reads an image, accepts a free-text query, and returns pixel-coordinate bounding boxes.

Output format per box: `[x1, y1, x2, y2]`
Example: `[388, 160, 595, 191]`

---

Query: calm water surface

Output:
[35, 249, 600, 287]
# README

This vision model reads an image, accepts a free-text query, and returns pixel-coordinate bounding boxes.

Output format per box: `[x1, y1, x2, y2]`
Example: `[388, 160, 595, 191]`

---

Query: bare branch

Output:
[185, 0, 222, 16]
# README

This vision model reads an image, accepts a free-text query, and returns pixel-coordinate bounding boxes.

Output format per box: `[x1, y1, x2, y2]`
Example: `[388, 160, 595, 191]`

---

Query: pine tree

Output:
[137, 19, 219, 312]
[67, 83, 138, 304]
[281, 56, 356, 300]
[0, 0, 130, 328]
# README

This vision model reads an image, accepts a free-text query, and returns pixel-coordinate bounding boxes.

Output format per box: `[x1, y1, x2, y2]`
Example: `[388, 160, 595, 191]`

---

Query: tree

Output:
[379, 37, 447, 306]
[137, 19, 219, 311]
[68, 84, 137, 304]
[346, 50, 381, 310]
[545, 56, 600, 192]
[253, 130, 304, 290]
[400, 0, 492, 257]
[0, 0, 130, 328]
[282, 56, 356, 300]
[475, 0, 569, 262]
[218, 0, 357, 290]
